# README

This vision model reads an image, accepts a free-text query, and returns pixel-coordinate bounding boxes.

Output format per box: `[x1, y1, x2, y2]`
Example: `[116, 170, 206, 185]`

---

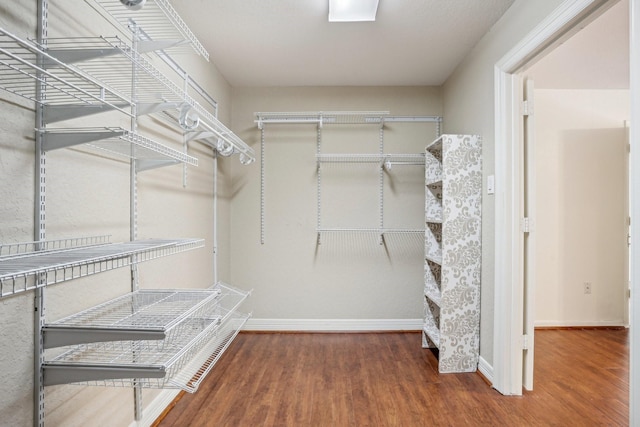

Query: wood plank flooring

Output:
[157, 329, 629, 426]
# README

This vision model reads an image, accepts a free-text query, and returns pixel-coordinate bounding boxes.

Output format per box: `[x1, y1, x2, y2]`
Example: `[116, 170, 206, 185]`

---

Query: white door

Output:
[522, 78, 535, 391]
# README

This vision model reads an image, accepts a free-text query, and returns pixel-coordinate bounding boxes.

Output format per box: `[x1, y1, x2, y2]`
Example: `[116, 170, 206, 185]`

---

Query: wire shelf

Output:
[90, 0, 209, 60]
[255, 112, 443, 127]
[0, 27, 131, 113]
[317, 153, 425, 166]
[0, 238, 204, 298]
[0, 235, 111, 258]
[39, 127, 198, 170]
[43, 309, 250, 392]
[42, 37, 254, 163]
[255, 111, 390, 127]
[43, 289, 222, 348]
[318, 228, 425, 234]
[214, 282, 252, 313]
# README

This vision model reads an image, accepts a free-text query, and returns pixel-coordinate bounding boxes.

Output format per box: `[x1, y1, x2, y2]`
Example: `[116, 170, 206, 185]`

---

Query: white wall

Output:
[442, 0, 566, 365]
[532, 89, 629, 327]
[0, 1, 234, 425]
[230, 86, 442, 328]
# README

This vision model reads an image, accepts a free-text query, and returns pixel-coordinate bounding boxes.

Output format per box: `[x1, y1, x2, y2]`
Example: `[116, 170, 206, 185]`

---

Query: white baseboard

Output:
[477, 356, 494, 386]
[128, 389, 181, 427]
[534, 320, 626, 328]
[243, 318, 423, 332]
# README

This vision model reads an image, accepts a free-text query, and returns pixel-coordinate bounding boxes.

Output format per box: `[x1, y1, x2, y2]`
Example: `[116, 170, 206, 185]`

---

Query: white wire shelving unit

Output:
[0, 28, 131, 116]
[41, 283, 250, 393]
[89, 0, 209, 60]
[2, 0, 253, 422]
[39, 127, 198, 171]
[255, 111, 439, 245]
[41, 36, 254, 164]
[0, 237, 204, 298]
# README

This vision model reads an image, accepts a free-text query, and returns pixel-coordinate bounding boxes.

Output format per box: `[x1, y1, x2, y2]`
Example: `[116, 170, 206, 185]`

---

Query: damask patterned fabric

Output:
[423, 134, 482, 373]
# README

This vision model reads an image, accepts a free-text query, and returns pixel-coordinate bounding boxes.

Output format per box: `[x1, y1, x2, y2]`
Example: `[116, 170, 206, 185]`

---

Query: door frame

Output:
[493, 0, 630, 397]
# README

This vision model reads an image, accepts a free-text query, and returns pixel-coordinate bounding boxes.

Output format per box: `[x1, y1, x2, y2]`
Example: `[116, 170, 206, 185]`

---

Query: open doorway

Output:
[492, 5, 639, 422]
[525, 0, 630, 331]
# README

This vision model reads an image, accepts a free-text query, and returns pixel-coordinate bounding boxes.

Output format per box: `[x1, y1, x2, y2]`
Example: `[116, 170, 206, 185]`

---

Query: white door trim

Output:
[629, 1, 639, 424]
[493, 0, 617, 396]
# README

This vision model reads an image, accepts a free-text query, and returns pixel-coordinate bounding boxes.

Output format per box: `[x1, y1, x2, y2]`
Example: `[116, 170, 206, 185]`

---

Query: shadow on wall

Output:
[559, 127, 627, 322]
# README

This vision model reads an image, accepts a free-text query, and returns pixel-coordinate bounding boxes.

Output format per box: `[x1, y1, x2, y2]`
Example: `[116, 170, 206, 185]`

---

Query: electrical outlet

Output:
[584, 282, 592, 294]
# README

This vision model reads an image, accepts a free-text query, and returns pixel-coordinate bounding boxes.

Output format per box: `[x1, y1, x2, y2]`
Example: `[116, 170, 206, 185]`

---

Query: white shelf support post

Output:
[378, 120, 385, 245]
[260, 125, 266, 245]
[316, 122, 322, 246]
[34, 1, 48, 425]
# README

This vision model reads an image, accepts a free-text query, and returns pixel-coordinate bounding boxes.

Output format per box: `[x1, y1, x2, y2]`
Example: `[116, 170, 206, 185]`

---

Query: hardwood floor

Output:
[157, 329, 629, 426]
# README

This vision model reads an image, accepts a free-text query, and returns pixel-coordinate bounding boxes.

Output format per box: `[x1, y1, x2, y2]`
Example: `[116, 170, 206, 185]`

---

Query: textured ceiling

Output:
[171, 0, 515, 87]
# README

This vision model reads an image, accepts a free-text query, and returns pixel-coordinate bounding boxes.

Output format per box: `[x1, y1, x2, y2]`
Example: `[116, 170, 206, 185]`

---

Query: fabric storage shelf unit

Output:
[423, 134, 482, 373]
[42, 283, 250, 393]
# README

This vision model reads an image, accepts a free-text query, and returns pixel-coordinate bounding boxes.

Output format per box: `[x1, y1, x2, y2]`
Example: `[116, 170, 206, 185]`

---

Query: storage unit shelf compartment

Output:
[0, 238, 204, 297]
[43, 309, 250, 392]
[422, 323, 440, 348]
[424, 288, 441, 307]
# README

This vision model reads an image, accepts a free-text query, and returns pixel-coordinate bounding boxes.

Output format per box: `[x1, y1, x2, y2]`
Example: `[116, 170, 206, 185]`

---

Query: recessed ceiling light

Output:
[328, 0, 379, 22]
